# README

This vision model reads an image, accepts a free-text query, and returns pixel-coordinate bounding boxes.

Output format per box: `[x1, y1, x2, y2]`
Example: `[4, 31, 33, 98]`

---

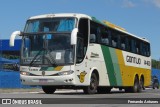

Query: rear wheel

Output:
[138, 78, 143, 92]
[125, 76, 140, 93]
[42, 86, 56, 94]
[140, 77, 145, 90]
[83, 73, 98, 94]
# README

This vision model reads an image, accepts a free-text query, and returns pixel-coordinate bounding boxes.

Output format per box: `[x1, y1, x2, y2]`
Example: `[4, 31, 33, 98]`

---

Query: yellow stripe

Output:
[103, 20, 126, 31]
[54, 66, 63, 71]
[115, 49, 151, 86]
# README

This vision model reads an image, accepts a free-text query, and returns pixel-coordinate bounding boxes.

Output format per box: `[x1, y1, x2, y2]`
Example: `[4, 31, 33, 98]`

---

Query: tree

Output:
[152, 59, 160, 69]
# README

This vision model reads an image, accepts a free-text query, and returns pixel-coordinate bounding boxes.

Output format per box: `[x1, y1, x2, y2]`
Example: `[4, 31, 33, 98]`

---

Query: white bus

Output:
[10, 13, 151, 94]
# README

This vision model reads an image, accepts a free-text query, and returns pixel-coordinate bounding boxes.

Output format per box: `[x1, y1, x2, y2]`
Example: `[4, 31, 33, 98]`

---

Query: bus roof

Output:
[114, 27, 149, 43]
[29, 13, 92, 20]
[91, 17, 149, 43]
[29, 13, 149, 43]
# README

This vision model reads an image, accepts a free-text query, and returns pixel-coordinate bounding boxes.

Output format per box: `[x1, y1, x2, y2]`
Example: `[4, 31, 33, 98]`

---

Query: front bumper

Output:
[20, 74, 75, 86]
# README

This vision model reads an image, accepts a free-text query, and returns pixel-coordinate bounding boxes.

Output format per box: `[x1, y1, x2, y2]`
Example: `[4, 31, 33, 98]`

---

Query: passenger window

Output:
[136, 40, 140, 54]
[146, 44, 150, 56]
[145, 44, 148, 56]
[141, 43, 150, 57]
[89, 20, 150, 57]
[126, 37, 132, 52]
[90, 21, 105, 44]
[101, 28, 109, 45]
[120, 36, 126, 50]
[131, 39, 135, 53]
[140, 43, 143, 55]
[111, 34, 118, 48]
[90, 21, 100, 43]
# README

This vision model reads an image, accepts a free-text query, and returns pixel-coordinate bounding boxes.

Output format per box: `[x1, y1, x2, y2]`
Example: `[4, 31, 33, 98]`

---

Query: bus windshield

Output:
[21, 33, 74, 66]
[24, 17, 75, 33]
[21, 17, 76, 66]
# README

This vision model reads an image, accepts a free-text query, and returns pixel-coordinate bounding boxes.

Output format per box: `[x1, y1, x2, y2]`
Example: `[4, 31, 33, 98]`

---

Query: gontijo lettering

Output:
[126, 55, 141, 64]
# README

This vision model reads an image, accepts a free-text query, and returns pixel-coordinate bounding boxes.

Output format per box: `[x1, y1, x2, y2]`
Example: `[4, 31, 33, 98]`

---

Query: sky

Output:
[0, 0, 160, 60]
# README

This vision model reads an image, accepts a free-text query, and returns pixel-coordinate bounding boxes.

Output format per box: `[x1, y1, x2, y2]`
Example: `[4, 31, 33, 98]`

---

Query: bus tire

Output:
[42, 86, 56, 94]
[140, 77, 145, 90]
[125, 76, 139, 93]
[138, 77, 143, 92]
[97, 87, 111, 94]
[131, 76, 139, 93]
[83, 73, 98, 94]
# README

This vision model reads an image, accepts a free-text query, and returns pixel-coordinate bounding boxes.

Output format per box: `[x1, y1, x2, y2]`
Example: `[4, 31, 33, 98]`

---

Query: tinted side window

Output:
[146, 43, 150, 56]
[90, 21, 151, 57]
[101, 27, 110, 46]
[90, 21, 101, 43]
[131, 39, 136, 53]
[126, 37, 132, 52]
[140, 42, 150, 57]
[120, 35, 126, 50]
[111, 30, 119, 48]
[135, 40, 140, 54]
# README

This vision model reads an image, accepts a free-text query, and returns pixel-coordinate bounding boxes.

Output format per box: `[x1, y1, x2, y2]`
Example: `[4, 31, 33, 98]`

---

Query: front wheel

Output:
[83, 73, 98, 94]
[42, 86, 56, 94]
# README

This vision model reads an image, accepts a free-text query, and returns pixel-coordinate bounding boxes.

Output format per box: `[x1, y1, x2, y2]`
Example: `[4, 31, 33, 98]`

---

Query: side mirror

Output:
[10, 31, 22, 47]
[71, 28, 78, 45]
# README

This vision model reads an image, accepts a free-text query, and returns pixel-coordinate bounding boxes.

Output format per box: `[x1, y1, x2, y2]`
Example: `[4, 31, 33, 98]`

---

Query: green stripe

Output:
[109, 48, 122, 86]
[101, 45, 117, 86]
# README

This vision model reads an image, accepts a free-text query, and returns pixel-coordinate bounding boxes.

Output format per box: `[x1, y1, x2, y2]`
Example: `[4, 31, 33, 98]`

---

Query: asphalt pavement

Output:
[0, 88, 160, 107]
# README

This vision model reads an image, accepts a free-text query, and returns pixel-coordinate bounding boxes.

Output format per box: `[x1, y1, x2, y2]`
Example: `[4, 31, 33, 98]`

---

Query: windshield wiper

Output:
[29, 48, 58, 67]
[29, 48, 44, 66]
[46, 48, 58, 67]
[44, 55, 58, 67]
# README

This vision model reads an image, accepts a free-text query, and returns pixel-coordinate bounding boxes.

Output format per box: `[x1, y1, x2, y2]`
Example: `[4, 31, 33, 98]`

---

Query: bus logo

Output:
[42, 71, 45, 76]
[80, 71, 87, 83]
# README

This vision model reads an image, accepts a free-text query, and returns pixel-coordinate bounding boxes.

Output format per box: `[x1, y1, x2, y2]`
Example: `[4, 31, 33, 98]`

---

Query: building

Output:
[0, 39, 21, 58]
[0, 39, 21, 70]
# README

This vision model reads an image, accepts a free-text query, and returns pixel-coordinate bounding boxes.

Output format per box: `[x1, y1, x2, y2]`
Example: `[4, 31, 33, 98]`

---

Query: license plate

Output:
[39, 79, 48, 83]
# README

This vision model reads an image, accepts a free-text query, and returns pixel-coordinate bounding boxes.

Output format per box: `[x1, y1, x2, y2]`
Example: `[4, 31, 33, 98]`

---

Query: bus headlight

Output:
[20, 71, 30, 76]
[58, 70, 74, 76]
